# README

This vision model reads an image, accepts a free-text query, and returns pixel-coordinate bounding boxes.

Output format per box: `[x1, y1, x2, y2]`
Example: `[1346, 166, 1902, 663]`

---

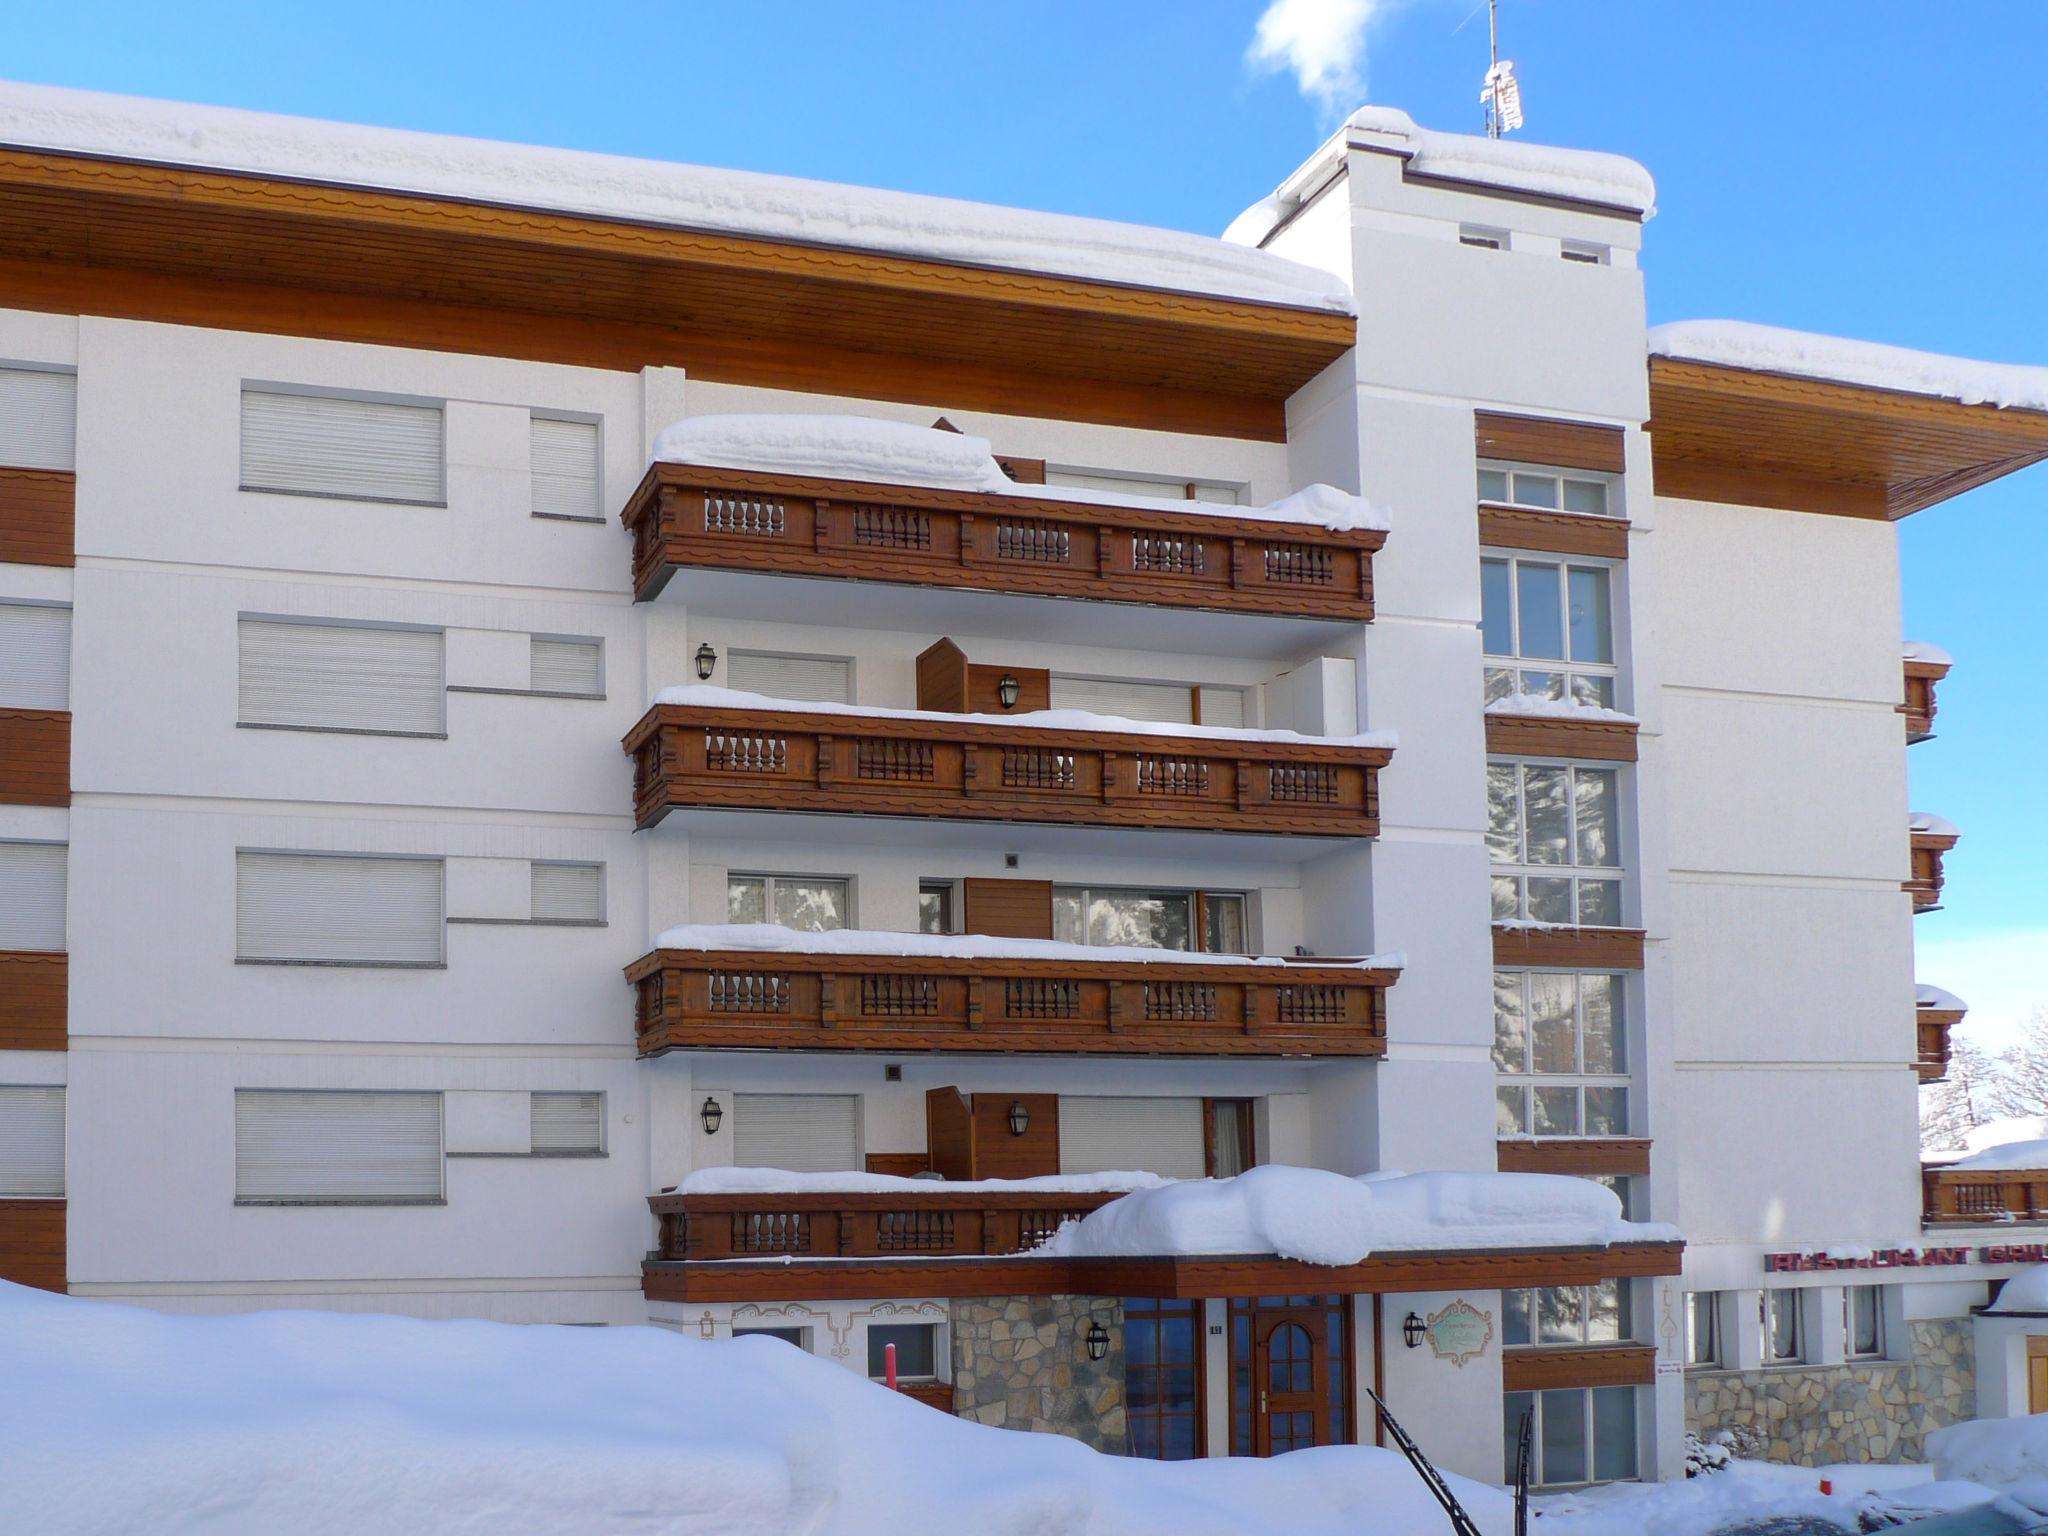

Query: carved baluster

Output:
[959, 511, 977, 567]
[966, 976, 984, 1032]
[814, 498, 833, 553]
[819, 973, 836, 1030]
[1098, 526, 1116, 580]
[1230, 536, 1248, 591]
[815, 734, 835, 789]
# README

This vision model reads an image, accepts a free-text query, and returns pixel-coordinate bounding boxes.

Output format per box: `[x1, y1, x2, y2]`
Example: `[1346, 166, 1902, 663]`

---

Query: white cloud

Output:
[1246, 0, 1400, 119]
[1916, 928, 2048, 1052]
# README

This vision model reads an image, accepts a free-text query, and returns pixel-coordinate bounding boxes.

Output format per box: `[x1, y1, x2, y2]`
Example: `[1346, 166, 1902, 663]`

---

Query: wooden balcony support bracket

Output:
[1918, 1005, 1966, 1085]
[1901, 656, 1952, 743]
[1907, 830, 1960, 913]
[620, 462, 1385, 619]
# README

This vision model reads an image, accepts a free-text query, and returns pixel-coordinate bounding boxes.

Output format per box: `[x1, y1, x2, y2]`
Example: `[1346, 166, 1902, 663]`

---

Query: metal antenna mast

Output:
[1481, 0, 1525, 138]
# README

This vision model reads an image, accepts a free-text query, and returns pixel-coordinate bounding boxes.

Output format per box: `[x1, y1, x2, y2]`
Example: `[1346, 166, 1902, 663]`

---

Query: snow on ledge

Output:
[651, 414, 1391, 532]
[1911, 811, 1960, 838]
[1651, 320, 2048, 414]
[1917, 984, 1968, 1013]
[649, 684, 1400, 752]
[1904, 640, 1954, 666]
[0, 82, 1355, 315]
[650, 922, 1404, 973]
[1986, 1264, 2048, 1315]
[1947, 1138, 2048, 1173]
[1483, 693, 1637, 725]
[673, 1167, 1165, 1197]
[1345, 107, 1657, 215]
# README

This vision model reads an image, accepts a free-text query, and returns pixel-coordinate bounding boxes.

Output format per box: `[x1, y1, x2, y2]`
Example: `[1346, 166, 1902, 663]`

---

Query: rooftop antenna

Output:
[1481, 0, 1524, 138]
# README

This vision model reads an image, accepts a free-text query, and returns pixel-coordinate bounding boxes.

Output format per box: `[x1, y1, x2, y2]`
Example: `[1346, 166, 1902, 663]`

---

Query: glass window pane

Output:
[1592, 1386, 1637, 1481]
[1524, 768, 1571, 864]
[1577, 878, 1622, 927]
[867, 1324, 935, 1378]
[1088, 891, 1191, 951]
[1534, 1086, 1580, 1136]
[1516, 562, 1566, 658]
[1592, 1174, 1631, 1220]
[1529, 973, 1577, 1073]
[1850, 1287, 1882, 1355]
[1481, 559, 1513, 656]
[1502, 1290, 1532, 1347]
[1687, 1293, 1718, 1365]
[1485, 666, 1519, 704]
[1204, 894, 1247, 955]
[1497, 1085, 1527, 1135]
[726, 876, 766, 924]
[1527, 878, 1574, 924]
[1512, 472, 1560, 510]
[1541, 1388, 1588, 1485]
[1519, 669, 1566, 700]
[774, 878, 848, 932]
[918, 884, 951, 935]
[1492, 973, 1527, 1071]
[1585, 1087, 1628, 1137]
[1574, 770, 1619, 867]
[1567, 567, 1613, 664]
[1486, 765, 1521, 863]
[1052, 889, 1085, 945]
[1570, 673, 1616, 709]
[1563, 479, 1608, 517]
[1767, 1293, 1800, 1360]
[1479, 468, 1509, 503]
[1581, 975, 1622, 1073]
[1586, 1279, 1624, 1342]
[1492, 875, 1524, 921]
[1504, 1391, 1536, 1483]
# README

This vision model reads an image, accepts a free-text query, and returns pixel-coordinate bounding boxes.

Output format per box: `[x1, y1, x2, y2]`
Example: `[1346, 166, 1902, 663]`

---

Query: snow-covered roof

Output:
[649, 685, 1401, 752]
[1650, 321, 2048, 415]
[651, 922, 1403, 973]
[1904, 640, 1955, 667]
[1918, 984, 1968, 1013]
[1911, 811, 1961, 839]
[1948, 1139, 2048, 1174]
[0, 80, 1354, 315]
[652, 415, 1392, 532]
[1483, 693, 1638, 726]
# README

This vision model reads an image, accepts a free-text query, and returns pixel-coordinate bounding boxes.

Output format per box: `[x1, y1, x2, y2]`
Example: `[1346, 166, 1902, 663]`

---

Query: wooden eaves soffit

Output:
[0, 147, 1354, 440]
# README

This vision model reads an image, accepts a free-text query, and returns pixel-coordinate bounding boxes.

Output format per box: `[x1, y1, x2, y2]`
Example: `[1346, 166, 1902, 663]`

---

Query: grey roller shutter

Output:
[234, 1089, 443, 1202]
[530, 861, 603, 923]
[235, 852, 444, 965]
[1058, 1096, 1206, 1179]
[1197, 687, 1247, 728]
[238, 619, 444, 734]
[0, 1086, 63, 1196]
[726, 653, 851, 704]
[240, 389, 444, 504]
[0, 841, 65, 952]
[0, 368, 76, 471]
[733, 1093, 859, 1172]
[1049, 675, 1194, 725]
[531, 416, 601, 520]
[530, 636, 602, 696]
[530, 1092, 604, 1154]
[0, 603, 71, 710]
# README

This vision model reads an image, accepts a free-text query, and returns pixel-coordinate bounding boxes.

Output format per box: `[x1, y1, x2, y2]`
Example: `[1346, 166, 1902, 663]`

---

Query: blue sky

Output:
[8, 1, 2043, 1037]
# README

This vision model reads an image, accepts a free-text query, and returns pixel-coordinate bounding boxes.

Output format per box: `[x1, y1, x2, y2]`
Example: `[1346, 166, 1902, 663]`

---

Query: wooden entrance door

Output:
[2028, 1336, 2048, 1413]
[1252, 1310, 1328, 1455]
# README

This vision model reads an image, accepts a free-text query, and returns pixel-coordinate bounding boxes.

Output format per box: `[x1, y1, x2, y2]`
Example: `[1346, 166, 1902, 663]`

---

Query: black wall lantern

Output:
[1402, 1311, 1426, 1350]
[694, 642, 718, 681]
[699, 1096, 725, 1135]
[996, 672, 1022, 709]
[1006, 1100, 1031, 1137]
[1084, 1319, 1110, 1362]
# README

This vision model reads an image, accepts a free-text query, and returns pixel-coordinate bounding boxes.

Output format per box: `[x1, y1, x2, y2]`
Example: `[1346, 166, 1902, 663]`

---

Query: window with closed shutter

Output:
[531, 862, 603, 924]
[733, 1093, 859, 1172]
[1058, 1096, 1206, 1179]
[530, 636, 602, 696]
[234, 1089, 443, 1203]
[1196, 686, 1247, 728]
[0, 841, 65, 952]
[531, 416, 601, 520]
[0, 367, 76, 471]
[530, 1092, 604, 1154]
[0, 602, 70, 710]
[726, 652, 851, 704]
[240, 389, 444, 504]
[1049, 675, 1193, 725]
[238, 619, 445, 735]
[0, 1085, 63, 1196]
[235, 852, 444, 965]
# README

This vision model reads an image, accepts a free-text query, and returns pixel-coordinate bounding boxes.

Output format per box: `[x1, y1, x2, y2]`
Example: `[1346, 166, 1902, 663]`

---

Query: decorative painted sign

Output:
[1425, 1300, 1493, 1367]
[1764, 1247, 1969, 1273]
[1982, 1245, 2048, 1265]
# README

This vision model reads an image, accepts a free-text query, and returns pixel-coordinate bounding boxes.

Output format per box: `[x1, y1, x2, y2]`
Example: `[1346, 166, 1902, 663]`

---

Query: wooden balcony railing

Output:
[649, 1187, 1123, 1262]
[627, 947, 1394, 1058]
[1901, 654, 1951, 744]
[1925, 1167, 2048, 1225]
[621, 463, 1383, 620]
[624, 699, 1390, 836]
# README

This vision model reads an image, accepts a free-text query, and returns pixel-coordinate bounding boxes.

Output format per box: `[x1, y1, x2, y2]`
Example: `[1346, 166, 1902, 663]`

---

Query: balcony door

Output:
[1230, 1296, 1351, 1456]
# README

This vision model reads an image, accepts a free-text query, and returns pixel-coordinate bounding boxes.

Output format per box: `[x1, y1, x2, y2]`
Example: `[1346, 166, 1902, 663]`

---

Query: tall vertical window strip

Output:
[530, 415, 601, 520]
[1685, 1292, 1722, 1367]
[240, 388, 445, 504]
[1846, 1285, 1885, 1358]
[0, 601, 71, 710]
[1493, 971, 1628, 1137]
[1488, 762, 1623, 925]
[237, 618, 445, 735]
[235, 852, 445, 966]
[1480, 554, 1618, 708]
[0, 840, 67, 952]
[0, 366, 77, 470]
[1762, 1290, 1805, 1363]
[0, 1084, 64, 1196]
[1123, 1297, 1204, 1459]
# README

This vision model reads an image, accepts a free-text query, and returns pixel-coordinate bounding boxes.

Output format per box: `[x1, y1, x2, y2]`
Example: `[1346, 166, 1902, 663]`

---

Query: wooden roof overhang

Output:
[1648, 357, 2048, 518]
[0, 145, 1355, 440]
[642, 1240, 1684, 1304]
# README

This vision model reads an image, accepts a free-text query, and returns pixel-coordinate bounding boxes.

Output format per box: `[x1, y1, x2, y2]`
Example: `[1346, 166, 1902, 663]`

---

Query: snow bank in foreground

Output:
[1933, 1415, 2048, 1487]
[0, 1283, 1511, 1536]
[650, 921, 1402, 972]
[676, 1166, 1165, 1196]
[1651, 321, 2048, 413]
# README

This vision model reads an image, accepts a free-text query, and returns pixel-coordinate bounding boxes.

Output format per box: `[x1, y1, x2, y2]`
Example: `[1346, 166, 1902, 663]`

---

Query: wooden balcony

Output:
[621, 463, 1383, 620]
[650, 1187, 1123, 1263]
[624, 697, 1390, 837]
[1907, 822, 1959, 913]
[628, 944, 1394, 1058]
[1917, 990, 1967, 1085]
[1925, 1167, 2048, 1226]
[1901, 652, 1951, 744]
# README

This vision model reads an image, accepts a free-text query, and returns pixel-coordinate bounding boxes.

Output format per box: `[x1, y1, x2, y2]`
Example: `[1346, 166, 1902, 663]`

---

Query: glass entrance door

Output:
[1230, 1296, 1351, 1455]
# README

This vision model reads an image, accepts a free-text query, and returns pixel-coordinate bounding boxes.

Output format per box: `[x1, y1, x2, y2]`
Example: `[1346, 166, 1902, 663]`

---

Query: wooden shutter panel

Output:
[1049, 675, 1194, 724]
[238, 619, 444, 734]
[0, 368, 76, 471]
[233, 1089, 442, 1202]
[733, 1093, 859, 1172]
[1058, 1096, 1206, 1179]
[1474, 411, 1626, 474]
[962, 879, 1053, 940]
[0, 841, 65, 952]
[235, 852, 443, 964]
[726, 653, 851, 703]
[531, 416, 601, 520]
[0, 1084, 63, 1196]
[240, 390, 444, 503]
[0, 602, 70, 709]
[530, 637, 602, 696]
[530, 1092, 603, 1153]
[530, 861, 603, 923]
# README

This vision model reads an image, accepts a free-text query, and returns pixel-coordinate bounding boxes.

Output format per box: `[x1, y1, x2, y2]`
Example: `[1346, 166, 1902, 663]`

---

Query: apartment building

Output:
[0, 84, 2042, 1487]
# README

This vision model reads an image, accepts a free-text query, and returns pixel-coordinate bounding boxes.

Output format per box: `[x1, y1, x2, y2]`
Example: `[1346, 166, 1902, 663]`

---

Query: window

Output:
[1059, 1097, 1207, 1180]
[1505, 1386, 1637, 1485]
[240, 388, 444, 504]
[237, 618, 445, 736]
[531, 861, 604, 924]
[917, 880, 955, 935]
[727, 874, 849, 932]
[530, 415, 601, 521]
[0, 1084, 64, 1196]
[867, 1323, 937, 1380]
[1460, 226, 1508, 251]
[1477, 465, 1613, 518]
[1846, 1286, 1885, 1359]
[1561, 241, 1609, 266]
[725, 652, 850, 704]
[1043, 468, 1242, 506]
[1480, 554, 1618, 708]
[1762, 1290, 1805, 1363]
[1207, 1099, 1255, 1178]
[0, 841, 66, 952]
[233, 1089, 443, 1204]
[530, 636, 603, 697]
[733, 1326, 807, 1348]
[235, 851, 444, 966]
[0, 601, 70, 710]
[1493, 971, 1627, 1137]
[1051, 887, 1247, 955]
[1487, 762, 1623, 925]
[732, 1093, 859, 1173]
[529, 1092, 604, 1155]
[1124, 1297, 1204, 1459]
[1503, 1281, 1626, 1347]
[0, 365, 76, 470]
[1586, 1173, 1634, 1220]
[1685, 1292, 1722, 1368]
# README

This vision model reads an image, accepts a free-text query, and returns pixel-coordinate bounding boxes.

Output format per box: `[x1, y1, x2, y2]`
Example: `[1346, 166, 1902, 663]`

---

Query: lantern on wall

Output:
[1402, 1311, 1426, 1350]
[996, 673, 1022, 709]
[1006, 1100, 1031, 1137]
[699, 1096, 725, 1135]
[694, 643, 718, 681]
[1084, 1320, 1110, 1361]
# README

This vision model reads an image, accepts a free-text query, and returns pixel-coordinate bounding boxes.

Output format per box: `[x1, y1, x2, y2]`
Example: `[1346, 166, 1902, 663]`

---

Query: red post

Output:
[885, 1341, 898, 1392]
